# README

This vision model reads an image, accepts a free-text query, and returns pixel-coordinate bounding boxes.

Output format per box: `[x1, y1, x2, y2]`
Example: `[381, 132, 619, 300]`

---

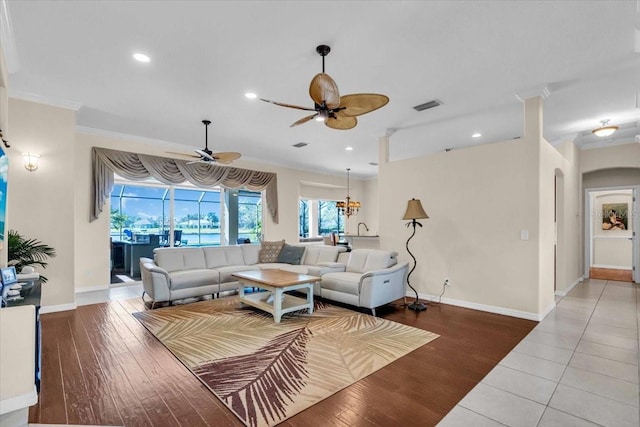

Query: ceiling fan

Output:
[168, 120, 241, 165]
[260, 45, 389, 130]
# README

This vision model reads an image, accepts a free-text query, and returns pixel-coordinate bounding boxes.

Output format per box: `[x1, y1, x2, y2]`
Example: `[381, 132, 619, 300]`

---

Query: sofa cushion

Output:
[215, 265, 259, 283]
[321, 272, 362, 295]
[225, 246, 245, 266]
[241, 244, 260, 265]
[255, 263, 291, 270]
[168, 269, 219, 290]
[302, 245, 342, 265]
[277, 244, 306, 265]
[363, 250, 397, 272]
[279, 264, 311, 275]
[202, 246, 228, 268]
[346, 249, 397, 274]
[154, 247, 207, 272]
[259, 240, 285, 263]
[345, 251, 369, 274]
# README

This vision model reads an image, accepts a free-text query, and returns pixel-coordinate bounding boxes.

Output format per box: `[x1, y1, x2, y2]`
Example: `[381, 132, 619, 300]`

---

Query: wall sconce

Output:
[22, 153, 40, 172]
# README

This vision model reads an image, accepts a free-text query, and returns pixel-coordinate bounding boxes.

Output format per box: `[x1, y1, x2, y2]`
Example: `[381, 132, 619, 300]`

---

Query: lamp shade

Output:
[403, 198, 429, 220]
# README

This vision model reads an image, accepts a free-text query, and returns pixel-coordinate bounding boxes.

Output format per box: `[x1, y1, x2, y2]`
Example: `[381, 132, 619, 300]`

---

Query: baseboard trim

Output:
[40, 302, 77, 314]
[407, 292, 543, 321]
[555, 277, 583, 297]
[75, 285, 109, 293]
[591, 264, 631, 270]
[0, 386, 37, 414]
[539, 300, 557, 321]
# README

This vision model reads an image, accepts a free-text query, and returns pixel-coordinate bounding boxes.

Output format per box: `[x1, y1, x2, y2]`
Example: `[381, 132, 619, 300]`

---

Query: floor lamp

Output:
[403, 198, 429, 311]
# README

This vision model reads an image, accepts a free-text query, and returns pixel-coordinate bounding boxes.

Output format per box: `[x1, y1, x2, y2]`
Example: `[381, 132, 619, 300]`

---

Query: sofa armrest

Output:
[358, 262, 409, 309]
[139, 258, 171, 303]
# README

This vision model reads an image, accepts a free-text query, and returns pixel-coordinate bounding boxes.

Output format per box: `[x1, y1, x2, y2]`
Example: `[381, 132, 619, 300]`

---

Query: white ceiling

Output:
[4, 1, 640, 178]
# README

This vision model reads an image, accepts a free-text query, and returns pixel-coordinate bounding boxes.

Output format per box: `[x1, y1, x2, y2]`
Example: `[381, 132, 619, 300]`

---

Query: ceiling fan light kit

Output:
[592, 119, 619, 138]
[260, 45, 389, 130]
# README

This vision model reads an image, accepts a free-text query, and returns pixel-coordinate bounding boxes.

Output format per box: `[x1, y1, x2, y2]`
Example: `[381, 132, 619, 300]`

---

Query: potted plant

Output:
[7, 230, 56, 283]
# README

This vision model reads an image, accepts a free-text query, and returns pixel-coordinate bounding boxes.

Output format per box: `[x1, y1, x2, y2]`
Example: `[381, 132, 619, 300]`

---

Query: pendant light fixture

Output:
[337, 168, 360, 218]
[592, 119, 619, 138]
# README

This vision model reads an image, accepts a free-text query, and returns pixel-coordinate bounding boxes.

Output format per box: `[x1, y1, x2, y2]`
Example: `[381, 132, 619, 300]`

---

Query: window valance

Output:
[91, 147, 278, 223]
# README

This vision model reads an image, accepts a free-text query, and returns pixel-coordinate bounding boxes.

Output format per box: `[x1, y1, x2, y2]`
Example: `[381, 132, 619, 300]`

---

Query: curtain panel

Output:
[91, 147, 278, 223]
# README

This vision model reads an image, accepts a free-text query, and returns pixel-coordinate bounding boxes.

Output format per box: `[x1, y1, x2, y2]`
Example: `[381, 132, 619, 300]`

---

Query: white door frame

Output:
[584, 185, 640, 283]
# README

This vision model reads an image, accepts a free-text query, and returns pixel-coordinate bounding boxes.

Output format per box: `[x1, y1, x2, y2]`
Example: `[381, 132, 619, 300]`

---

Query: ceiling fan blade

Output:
[212, 152, 241, 164]
[290, 113, 318, 127]
[325, 114, 357, 130]
[195, 149, 215, 161]
[166, 151, 200, 159]
[309, 73, 340, 109]
[259, 98, 316, 111]
[338, 93, 389, 117]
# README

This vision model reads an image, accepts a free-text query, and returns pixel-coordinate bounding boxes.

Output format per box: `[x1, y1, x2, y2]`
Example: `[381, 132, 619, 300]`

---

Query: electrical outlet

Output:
[444, 278, 451, 287]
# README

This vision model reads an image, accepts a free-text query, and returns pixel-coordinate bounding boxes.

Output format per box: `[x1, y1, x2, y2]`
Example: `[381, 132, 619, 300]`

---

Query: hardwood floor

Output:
[29, 297, 535, 426]
[589, 266, 633, 282]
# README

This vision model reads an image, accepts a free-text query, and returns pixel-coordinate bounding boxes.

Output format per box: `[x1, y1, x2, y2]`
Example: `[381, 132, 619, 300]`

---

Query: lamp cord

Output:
[405, 219, 421, 303]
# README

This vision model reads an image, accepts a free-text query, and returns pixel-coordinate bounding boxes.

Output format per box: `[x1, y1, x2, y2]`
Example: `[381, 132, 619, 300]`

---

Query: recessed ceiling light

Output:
[245, 92, 257, 99]
[133, 53, 150, 63]
[345, 147, 353, 151]
[472, 133, 482, 138]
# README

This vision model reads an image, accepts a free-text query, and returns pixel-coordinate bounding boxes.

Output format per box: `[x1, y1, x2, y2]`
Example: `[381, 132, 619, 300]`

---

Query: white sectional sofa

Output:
[139, 244, 346, 308]
[140, 244, 409, 315]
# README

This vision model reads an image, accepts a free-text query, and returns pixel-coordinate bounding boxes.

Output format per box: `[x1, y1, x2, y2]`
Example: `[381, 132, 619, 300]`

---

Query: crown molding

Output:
[10, 89, 83, 111]
[514, 85, 551, 103]
[75, 125, 182, 149]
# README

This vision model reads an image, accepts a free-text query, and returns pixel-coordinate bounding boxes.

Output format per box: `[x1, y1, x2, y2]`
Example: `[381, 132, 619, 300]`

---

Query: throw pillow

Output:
[277, 243, 306, 265]
[258, 240, 285, 263]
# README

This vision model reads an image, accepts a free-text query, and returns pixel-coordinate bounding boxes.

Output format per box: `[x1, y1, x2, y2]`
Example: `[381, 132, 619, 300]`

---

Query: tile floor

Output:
[76, 278, 639, 427]
[75, 282, 144, 306]
[438, 279, 640, 427]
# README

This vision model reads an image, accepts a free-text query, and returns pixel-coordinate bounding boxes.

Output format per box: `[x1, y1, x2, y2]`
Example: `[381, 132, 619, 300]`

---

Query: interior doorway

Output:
[584, 186, 639, 283]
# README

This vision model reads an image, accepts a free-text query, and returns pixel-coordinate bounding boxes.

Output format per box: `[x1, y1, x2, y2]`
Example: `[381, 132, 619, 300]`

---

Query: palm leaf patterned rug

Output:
[133, 297, 438, 427]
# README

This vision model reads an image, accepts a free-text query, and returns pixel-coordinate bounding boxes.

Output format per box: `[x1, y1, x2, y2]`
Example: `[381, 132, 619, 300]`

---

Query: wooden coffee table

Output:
[233, 269, 318, 323]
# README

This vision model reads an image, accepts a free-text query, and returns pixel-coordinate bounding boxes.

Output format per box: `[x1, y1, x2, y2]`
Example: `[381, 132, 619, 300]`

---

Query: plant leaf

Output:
[193, 327, 311, 426]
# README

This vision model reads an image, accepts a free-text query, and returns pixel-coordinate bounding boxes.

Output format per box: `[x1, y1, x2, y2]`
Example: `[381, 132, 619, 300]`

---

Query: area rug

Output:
[133, 297, 439, 427]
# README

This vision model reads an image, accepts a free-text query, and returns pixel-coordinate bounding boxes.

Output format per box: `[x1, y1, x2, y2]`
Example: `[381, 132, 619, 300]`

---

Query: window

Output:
[110, 180, 262, 246]
[174, 188, 222, 245]
[298, 199, 344, 239]
[238, 190, 262, 243]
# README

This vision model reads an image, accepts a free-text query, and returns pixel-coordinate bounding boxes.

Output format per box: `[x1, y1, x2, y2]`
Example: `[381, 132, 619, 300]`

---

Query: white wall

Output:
[6, 98, 76, 308]
[377, 97, 582, 318]
[549, 141, 582, 295]
[581, 144, 640, 174]
[379, 136, 542, 315]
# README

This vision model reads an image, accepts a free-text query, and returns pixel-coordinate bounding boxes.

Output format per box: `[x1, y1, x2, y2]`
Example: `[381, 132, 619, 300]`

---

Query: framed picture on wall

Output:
[602, 203, 628, 230]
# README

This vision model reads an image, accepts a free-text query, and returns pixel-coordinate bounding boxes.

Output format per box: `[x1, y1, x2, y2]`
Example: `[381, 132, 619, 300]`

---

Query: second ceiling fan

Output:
[260, 45, 389, 130]
[169, 120, 241, 165]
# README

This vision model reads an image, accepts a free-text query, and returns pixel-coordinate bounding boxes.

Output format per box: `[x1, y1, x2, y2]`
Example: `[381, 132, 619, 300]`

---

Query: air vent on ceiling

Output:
[369, 162, 378, 166]
[413, 99, 441, 112]
[292, 142, 308, 148]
